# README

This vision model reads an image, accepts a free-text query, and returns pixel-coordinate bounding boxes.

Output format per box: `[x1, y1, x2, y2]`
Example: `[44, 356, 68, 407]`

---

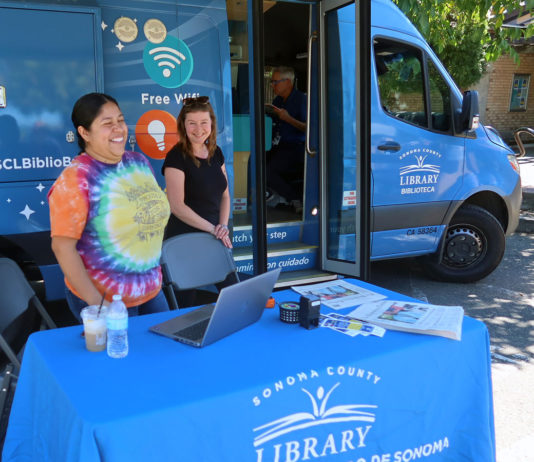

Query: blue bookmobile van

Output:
[0, 0, 521, 301]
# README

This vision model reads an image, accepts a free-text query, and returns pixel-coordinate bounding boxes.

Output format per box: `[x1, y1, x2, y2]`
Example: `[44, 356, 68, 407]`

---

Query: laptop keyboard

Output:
[174, 319, 210, 341]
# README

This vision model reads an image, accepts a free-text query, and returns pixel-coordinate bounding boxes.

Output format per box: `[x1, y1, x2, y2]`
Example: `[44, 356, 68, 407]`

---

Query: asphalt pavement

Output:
[517, 146, 534, 232]
[495, 148, 534, 462]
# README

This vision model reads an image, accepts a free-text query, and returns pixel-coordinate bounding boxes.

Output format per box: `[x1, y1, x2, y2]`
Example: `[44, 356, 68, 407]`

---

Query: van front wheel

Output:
[423, 205, 505, 283]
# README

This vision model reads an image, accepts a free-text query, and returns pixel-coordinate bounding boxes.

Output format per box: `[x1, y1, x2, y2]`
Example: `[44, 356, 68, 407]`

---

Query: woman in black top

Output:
[162, 96, 232, 249]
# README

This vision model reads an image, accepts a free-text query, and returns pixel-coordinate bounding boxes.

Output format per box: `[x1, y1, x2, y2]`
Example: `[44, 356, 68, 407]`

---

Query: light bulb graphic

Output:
[147, 119, 166, 151]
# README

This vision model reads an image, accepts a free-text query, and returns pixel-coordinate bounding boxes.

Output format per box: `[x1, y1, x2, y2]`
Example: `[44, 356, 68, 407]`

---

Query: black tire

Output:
[423, 204, 505, 283]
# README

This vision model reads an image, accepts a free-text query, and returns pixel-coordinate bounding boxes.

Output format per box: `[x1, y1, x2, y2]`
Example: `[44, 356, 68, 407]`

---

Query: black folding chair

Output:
[0, 258, 56, 446]
[160, 233, 240, 310]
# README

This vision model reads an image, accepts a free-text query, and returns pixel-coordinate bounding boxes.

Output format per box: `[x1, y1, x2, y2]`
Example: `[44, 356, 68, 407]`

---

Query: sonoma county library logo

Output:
[253, 382, 377, 447]
[251, 366, 383, 462]
[398, 148, 442, 195]
[251, 366, 452, 462]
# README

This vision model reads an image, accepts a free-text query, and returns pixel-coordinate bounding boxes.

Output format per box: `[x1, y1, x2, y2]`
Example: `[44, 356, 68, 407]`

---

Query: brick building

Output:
[473, 10, 534, 144]
[475, 48, 534, 143]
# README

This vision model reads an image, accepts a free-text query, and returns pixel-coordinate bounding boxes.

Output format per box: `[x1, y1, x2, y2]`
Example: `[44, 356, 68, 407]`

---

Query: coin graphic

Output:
[144, 19, 167, 44]
[114, 17, 138, 43]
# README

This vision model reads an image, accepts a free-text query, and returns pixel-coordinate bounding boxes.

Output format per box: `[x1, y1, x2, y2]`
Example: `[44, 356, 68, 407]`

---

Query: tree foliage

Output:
[393, 0, 534, 88]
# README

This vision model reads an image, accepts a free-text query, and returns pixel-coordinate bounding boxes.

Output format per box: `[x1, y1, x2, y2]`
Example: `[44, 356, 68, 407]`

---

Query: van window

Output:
[427, 58, 452, 132]
[375, 39, 426, 128]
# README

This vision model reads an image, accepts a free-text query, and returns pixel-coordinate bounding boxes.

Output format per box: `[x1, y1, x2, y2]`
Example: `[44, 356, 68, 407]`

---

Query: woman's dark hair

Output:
[176, 98, 217, 167]
[71, 93, 120, 153]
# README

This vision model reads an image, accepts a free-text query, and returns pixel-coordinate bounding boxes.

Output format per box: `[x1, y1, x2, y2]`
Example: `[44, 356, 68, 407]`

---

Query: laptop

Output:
[150, 268, 281, 347]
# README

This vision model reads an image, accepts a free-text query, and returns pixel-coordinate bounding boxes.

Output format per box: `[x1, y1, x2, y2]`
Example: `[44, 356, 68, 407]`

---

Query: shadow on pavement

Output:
[369, 234, 534, 359]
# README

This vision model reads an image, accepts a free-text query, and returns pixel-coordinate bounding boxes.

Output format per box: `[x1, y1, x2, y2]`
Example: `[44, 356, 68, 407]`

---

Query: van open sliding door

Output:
[319, 0, 370, 279]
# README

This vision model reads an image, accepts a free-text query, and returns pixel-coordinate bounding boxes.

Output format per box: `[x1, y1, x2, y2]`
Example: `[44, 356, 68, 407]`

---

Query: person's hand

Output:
[277, 108, 290, 122]
[269, 105, 286, 120]
[211, 224, 233, 248]
[212, 223, 229, 240]
[220, 234, 233, 249]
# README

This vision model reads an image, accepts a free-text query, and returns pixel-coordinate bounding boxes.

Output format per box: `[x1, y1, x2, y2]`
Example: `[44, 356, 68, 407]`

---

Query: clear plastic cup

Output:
[81, 305, 108, 352]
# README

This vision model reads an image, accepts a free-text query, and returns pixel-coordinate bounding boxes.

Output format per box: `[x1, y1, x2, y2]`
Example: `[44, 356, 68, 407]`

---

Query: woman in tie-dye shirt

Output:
[49, 93, 171, 321]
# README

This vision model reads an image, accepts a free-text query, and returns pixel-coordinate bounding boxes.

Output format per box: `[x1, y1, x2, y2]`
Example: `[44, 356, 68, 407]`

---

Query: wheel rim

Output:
[442, 224, 486, 268]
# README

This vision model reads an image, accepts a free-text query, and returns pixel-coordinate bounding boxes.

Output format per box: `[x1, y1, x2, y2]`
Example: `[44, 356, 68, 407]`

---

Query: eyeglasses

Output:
[270, 78, 288, 85]
[183, 96, 210, 106]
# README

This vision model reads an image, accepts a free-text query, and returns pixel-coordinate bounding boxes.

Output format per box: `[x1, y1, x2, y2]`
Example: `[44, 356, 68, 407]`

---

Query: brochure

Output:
[291, 279, 386, 310]
[348, 300, 464, 340]
[320, 313, 386, 338]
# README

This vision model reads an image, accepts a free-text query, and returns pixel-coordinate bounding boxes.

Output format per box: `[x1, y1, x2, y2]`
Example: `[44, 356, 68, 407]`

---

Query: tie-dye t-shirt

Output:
[48, 151, 170, 307]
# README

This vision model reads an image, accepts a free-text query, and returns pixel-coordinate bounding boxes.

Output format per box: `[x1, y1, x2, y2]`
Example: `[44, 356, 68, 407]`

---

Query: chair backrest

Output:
[161, 233, 238, 292]
[0, 258, 56, 371]
[0, 258, 56, 447]
[0, 258, 38, 333]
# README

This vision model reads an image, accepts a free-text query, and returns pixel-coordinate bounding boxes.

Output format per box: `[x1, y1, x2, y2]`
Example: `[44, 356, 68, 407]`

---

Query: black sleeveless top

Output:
[162, 145, 227, 238]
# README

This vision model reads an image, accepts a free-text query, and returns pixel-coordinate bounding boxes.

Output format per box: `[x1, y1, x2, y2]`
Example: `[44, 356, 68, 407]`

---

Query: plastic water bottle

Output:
[106, 294, 128, 358]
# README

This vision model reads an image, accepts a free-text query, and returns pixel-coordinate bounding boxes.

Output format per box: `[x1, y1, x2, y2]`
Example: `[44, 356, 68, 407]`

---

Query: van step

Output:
[232, 221, 302, 248]
[274, 269, 338, 289]
[232, 242, 317, 274]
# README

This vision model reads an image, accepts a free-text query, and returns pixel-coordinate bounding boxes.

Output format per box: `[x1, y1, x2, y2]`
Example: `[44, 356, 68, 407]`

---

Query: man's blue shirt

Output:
[272, 87, 307, 145]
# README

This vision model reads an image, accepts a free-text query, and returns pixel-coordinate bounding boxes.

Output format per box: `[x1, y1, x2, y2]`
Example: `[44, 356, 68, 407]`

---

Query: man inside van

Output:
[265, 66, 307, 213]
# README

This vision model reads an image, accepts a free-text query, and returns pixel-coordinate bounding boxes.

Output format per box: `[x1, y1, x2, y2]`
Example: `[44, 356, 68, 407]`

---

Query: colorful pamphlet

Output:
[319, 313, 385, 338]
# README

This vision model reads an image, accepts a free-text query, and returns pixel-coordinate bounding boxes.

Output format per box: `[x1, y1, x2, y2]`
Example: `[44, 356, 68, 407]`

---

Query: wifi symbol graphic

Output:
[149, 47, 187, 78]
[143, 36, 194, 89]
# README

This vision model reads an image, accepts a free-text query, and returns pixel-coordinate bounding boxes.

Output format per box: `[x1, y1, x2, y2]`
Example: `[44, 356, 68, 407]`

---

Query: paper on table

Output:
[348, 300, 464, 340]
[291, 279, 386, 309]
[320, 313, 386, 338]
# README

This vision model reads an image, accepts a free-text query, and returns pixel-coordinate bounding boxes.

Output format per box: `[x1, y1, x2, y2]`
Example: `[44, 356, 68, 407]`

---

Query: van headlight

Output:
[507, 154, 520, 173]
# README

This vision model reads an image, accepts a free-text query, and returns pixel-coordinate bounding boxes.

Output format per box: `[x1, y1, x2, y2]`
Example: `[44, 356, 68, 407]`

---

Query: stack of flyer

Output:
[349, 300, 464, 341]
[291, 279, 386, 310]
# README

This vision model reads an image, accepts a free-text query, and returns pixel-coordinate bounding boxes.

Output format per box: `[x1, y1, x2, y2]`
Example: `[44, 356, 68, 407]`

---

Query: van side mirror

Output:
[456, 90, 480, 132]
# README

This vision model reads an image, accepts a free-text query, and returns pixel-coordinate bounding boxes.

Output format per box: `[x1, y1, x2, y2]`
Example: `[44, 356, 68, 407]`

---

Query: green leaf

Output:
[419, 14, 430, 35]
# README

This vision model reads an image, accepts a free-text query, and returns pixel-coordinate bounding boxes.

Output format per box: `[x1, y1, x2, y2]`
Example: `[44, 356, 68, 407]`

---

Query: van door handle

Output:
[377, 142, 401, 152]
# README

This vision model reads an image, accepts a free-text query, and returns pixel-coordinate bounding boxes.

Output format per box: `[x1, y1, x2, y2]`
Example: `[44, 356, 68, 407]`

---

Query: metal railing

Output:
[513, 127, 534, 158]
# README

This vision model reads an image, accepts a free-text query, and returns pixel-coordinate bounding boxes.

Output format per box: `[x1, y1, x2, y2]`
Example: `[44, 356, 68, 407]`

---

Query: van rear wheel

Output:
[423, 205, 505, 283]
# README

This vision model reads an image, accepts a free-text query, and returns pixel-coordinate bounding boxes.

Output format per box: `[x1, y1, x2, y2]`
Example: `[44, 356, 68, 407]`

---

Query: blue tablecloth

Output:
[3, 279, 495, 462]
